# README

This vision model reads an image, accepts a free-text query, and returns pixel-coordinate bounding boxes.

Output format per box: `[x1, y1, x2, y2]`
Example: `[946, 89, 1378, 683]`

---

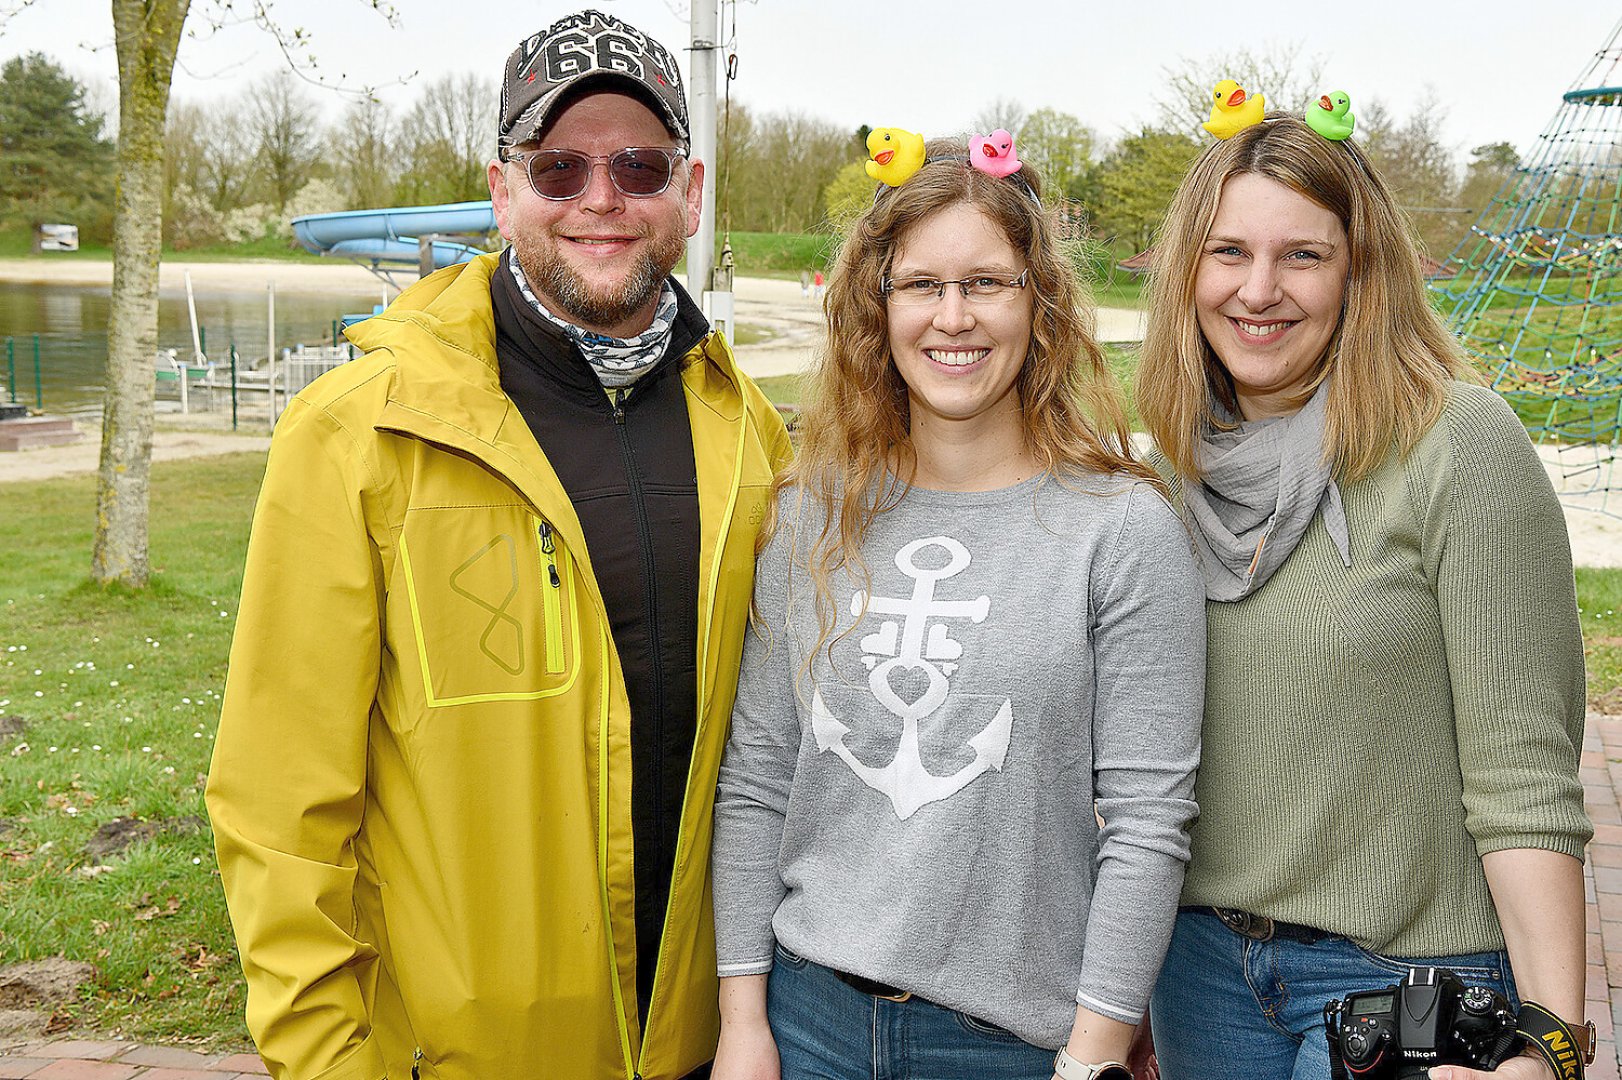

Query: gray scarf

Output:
[1181, 380, 1352, 602]
[508, 257, 678, 389]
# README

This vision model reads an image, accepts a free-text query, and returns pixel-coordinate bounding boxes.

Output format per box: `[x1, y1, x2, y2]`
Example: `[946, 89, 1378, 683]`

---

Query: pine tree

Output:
[0, 52, 114, 237]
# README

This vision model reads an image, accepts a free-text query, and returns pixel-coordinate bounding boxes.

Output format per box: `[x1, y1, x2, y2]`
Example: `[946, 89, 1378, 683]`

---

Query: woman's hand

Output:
[714, 974, 779, 1080]
[712, 1015, 781, 1080]
[1127, 1017, 1159, 1080]
[1427, 1051, 1555, 1079]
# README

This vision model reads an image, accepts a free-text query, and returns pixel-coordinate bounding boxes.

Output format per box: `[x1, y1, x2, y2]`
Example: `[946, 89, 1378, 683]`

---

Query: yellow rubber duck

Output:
[865, 127, 927, 187]
[1202, 80, 1265, 140]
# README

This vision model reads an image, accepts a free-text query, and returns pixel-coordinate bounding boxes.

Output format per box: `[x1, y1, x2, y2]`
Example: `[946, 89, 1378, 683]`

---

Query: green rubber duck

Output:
[1306, 91, 1355, 140]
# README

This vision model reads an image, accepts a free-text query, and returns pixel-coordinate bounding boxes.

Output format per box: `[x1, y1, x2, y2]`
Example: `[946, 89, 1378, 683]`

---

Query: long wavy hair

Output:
[769, 137, 1154, 661]
[1137, 114, 1472, 483]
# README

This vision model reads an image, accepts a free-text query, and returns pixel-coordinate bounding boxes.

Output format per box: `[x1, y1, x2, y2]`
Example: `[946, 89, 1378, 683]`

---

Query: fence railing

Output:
[3, 331, 360, 430]
[154, 341, 358, 430]
[3, 336, 43, 409]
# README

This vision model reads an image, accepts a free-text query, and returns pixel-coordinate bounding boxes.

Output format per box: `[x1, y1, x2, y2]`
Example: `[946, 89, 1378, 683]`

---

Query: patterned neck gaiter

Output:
[508, 256, 678, 389]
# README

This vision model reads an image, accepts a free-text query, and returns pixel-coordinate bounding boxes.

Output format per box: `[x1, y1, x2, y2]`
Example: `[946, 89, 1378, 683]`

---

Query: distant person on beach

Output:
[799, 268, 811, 297]
[206, 9, 789, 1080]
[812, 268, 825, 300]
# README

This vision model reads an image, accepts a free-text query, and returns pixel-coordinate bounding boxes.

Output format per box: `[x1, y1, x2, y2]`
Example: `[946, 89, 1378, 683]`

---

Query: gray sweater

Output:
[711, 472, 1206, 1047]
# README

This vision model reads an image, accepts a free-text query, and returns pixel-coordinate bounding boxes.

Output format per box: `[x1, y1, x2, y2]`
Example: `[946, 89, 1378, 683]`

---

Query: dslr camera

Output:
[1324, 967, 1520, 1079]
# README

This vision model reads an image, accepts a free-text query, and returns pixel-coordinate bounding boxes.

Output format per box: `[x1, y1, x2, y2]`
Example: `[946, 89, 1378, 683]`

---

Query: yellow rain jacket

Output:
[207, 253, 791, 1080]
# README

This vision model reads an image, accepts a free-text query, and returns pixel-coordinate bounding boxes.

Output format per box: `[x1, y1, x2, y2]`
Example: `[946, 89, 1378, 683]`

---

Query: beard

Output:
[515, 218, 687, 335]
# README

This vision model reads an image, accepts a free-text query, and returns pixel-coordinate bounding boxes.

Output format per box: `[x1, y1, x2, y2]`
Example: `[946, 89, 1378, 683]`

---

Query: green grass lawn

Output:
[0, 227, 329, 264]
[1579, 567, 1622, 714]
[2, 447, 1619, 1049]
[0, 455, 263, 1048]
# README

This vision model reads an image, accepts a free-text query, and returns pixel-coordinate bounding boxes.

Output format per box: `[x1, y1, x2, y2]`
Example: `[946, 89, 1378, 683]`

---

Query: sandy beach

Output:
[0, 257, 386, 294]
[2, 257, 1616, 567]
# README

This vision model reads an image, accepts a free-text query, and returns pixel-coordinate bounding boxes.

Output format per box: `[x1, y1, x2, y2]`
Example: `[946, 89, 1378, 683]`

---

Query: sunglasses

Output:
[507, 147, 685, 201]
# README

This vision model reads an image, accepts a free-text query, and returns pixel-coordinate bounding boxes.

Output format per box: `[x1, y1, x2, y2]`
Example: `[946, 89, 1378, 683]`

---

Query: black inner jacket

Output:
[492, 252, 703, 1030]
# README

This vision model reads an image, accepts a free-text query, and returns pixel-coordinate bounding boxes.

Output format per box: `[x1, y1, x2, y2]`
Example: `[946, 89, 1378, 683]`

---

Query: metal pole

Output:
[32, 334, 41, 410]
[332, 319, 338, 348]
[686, 0, 718, 301]
[5, 337, 13, 404]
[230, 342, 238, 432]
[267, 283, 277, 426]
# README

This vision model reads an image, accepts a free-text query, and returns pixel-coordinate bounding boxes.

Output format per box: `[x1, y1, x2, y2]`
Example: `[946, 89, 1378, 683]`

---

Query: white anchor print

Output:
[811, 536, 1014, 819]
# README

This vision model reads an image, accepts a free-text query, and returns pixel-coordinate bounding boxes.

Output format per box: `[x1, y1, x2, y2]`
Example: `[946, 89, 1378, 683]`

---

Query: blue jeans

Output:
[1150, 909, 1519, 1080]
[766, 944, 1055, 1080]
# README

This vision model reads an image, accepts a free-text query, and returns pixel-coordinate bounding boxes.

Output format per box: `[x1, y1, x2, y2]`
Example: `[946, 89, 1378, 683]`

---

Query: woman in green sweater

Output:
[1134, 113, 1593, 1080]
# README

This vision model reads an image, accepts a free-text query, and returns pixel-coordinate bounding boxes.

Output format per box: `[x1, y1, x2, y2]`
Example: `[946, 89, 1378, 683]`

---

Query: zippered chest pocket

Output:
[396, 509, 580, 707]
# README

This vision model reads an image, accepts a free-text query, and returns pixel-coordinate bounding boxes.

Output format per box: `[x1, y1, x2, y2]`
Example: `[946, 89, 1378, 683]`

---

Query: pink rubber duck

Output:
[970, 129, 1021, 178]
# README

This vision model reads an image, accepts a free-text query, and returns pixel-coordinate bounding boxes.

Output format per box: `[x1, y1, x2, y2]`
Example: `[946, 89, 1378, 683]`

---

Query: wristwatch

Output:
[1053, 1047, 1133, 1080]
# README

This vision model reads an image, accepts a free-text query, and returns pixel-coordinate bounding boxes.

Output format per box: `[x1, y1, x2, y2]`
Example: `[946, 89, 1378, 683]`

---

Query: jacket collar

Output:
[345, 252, 749, 596]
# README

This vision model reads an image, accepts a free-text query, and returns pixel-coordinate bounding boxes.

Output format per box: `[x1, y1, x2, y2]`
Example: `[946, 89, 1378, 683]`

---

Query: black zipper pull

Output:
[538, 521, 560, 587]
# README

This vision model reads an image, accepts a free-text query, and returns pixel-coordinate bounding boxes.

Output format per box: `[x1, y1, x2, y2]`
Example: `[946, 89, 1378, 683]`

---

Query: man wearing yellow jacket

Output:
[206, 11, 791, 1079]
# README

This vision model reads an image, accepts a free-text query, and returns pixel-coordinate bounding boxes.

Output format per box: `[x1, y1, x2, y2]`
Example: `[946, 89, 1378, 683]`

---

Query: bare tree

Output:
[96, 0, 192, 587]
[1159, 42, 1328, 129]
[722, 103, 854, 232]
[970, 96, 1028, 138]
[175, 94, 259, 211]
[1361, 91, 1463, 256]
[94, 0, 398, 588]
[329, 94, 396, 209]
[394, 72, 496, 205]
[251, 69, 324, 215]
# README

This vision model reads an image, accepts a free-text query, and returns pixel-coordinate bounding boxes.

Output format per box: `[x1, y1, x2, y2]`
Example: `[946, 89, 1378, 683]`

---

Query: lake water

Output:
[0, 281, 386, 416]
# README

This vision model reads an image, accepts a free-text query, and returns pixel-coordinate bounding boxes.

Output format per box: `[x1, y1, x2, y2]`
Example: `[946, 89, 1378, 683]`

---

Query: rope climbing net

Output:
[1433, 18, 1622, 515]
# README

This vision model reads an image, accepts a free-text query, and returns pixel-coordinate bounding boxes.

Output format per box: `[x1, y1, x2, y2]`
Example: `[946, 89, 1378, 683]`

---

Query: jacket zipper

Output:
[611, 385, 667, 899]
[537, 519, 565, 674]
[636, 389, 752, 1077]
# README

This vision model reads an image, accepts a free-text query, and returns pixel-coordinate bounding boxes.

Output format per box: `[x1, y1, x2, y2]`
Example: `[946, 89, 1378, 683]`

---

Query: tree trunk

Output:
[94, 0, 190, 587]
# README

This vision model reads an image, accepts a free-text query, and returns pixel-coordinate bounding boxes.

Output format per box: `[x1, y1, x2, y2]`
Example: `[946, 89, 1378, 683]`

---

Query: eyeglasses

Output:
[507, 147, 685, 201]
[880, 270, 1030, 306]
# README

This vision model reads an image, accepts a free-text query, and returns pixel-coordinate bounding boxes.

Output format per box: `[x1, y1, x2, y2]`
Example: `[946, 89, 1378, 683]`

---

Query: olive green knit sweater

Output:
[1168, 381, 1590, 956]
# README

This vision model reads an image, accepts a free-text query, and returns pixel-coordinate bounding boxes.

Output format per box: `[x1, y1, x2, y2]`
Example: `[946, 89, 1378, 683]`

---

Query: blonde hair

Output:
[1137, 114, 1472, 483]
[769, 137, 1154, 659]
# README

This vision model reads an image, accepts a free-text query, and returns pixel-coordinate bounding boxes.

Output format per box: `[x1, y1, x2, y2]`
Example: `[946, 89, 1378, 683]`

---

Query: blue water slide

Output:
[291, 201, 498, 268]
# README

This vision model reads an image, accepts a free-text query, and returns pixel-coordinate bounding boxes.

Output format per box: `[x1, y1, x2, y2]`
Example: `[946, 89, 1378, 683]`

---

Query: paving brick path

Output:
[5, 713, 1622, 1078]
[0, 1042, 267, 1079]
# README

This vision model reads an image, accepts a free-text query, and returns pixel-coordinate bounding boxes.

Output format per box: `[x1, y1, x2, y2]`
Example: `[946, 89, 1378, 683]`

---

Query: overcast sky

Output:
[6, 2, 1619, 164]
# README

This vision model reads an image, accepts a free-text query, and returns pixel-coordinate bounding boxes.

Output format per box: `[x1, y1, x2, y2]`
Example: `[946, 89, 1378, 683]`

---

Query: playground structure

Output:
[1432, 18, 1622, 514]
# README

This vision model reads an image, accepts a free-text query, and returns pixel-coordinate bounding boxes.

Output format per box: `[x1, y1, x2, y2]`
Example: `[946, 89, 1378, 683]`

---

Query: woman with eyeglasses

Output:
[1134, 114, 1591, 1080]
[708, 138, 1205, 1080]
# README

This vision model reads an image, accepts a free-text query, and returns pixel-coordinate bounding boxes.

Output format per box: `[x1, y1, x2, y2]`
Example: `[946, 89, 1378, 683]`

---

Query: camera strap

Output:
[1516, 1001, 1594, 1080]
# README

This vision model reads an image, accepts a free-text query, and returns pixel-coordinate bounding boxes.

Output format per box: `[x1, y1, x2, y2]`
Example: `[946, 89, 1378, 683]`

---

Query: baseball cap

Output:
[498, 9, 690, 159]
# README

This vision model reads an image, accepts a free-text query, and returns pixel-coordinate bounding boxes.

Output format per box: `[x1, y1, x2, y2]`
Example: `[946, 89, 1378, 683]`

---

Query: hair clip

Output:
[865, 127, 927, 187]
[970, 130, 1022, 177]
[1306, 91, 1355, 140]
[1202, 79, 1265, 140]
